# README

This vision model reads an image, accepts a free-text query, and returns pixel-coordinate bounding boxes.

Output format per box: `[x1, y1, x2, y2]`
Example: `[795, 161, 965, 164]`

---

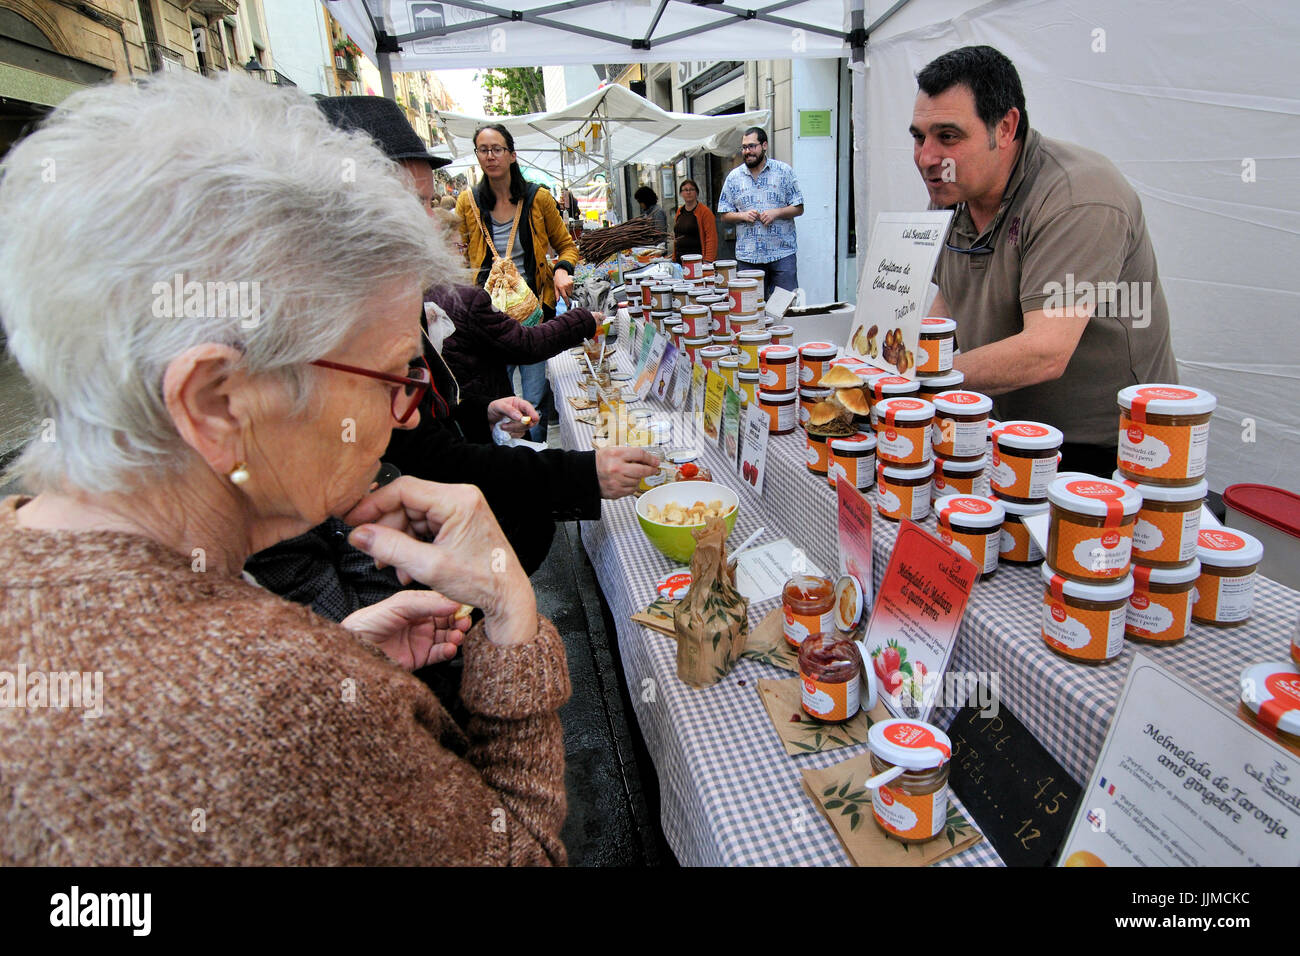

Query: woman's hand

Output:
[344, 478, 538, 646]
[553, 268, 574, 306]
[340, 590, 471, 670]
[488, 396, 539, 438]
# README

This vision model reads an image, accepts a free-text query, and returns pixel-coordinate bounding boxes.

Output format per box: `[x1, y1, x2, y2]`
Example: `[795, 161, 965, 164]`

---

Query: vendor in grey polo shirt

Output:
[912, 46, 1177, 477]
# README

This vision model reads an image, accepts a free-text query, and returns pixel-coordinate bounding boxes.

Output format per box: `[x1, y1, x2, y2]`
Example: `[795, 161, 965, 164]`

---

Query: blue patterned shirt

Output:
[717, 157, 804, 263]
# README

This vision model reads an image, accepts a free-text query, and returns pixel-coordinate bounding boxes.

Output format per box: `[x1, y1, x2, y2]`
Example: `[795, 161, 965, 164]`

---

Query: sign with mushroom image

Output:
[847, 211, 953, 379]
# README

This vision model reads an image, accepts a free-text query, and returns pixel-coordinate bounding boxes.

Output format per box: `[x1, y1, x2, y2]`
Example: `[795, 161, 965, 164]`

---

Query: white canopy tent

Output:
[435, 83, 771, 208]
[325, 0, 1300, 491]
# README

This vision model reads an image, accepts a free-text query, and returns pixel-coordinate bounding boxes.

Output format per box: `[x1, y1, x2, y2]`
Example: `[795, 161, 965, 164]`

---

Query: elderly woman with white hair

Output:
[0, 74, 569, 865]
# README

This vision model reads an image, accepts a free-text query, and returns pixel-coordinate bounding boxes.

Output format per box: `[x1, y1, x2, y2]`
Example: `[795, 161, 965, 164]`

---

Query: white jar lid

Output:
[1041, 563, 1135, 602]
[1118, 384, 1217, 417]
[679, 304, 707, 315]
[879, 460, 935, 481]
[1197, 528, 1264, 567]
[933, 390, 993, 416]
[869, 375, 919, 398]
[681, 253, 702, 262]
[700, 347, 733, 361]
[728, 278, 760, 290]
[919, 317, 957, 335]
[799, 386, 832, 398]
[650, 284, 672, 292]
[875, 396, 935, 424]
[868, 719, 952, 770]
[834, 575, 864, 631]
[935, 494, 1006, 529]
[1133, 559, 1201, 587]
[759, 388, 797, 401]
[1048, 476, 1142, 518]
[995, 420, 1064, 450]
[768, 324, 795, 336]
[683, 335, 711, 345]
[1239, 661, 1300, 737]
[831, 432, 877, 452]
[738, 330, 772, 343]
[714, 259, 736, 268]
[759, 344, 798, 360]
[918, 370, 965, 390]
[737, 369, 760, 381]
[718, 357, 741, 368]
[937, 453, 988, 475]
[799, 341, 839, 358]
[997, 496, 1050, 517]
[1112, 471, 1209, 503]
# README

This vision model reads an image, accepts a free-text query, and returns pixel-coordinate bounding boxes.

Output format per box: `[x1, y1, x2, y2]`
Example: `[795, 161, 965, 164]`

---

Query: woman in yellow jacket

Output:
[457, 124, 580, 440]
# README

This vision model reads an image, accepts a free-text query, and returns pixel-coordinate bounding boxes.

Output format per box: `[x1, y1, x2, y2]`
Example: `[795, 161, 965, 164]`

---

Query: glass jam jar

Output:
[1239, 661, 1300, 757]
[1041, 566, 1133, 665]
[868, 719, 953, 844]
[798, 634, 862, 722]
[1046, 476, 1142, 582]
[1192, 528, 1264, 627]
[783, 575, 835, 648]
[1117, 384, 1216, 486]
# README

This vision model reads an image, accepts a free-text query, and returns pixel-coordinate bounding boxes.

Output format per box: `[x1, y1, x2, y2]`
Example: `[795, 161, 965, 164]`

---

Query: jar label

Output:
[738, 344, 761, 371]
[829, 453, 874, 491]
[785, 608, 834, 648]
[1118, 416, 1210, 481]
[877, 424, 930, 465]
[1126, 587, 1192, 642]
[806, 436, 829, 473]
[917, 335, 953, 374]
[799, 360, 828, 385]
[877, 478, 931, 521]
[934, 417, 987, 458]
[1052, 516, 1133, 579]
[1001, 521, 1044, 563]
[992, 449, 1058, 500]
[1042, 598, 1126, 661]
[1193, 570, 1256, 624]
[1132, 506, 1202, 563]
[874, 784, 948, 841]
[801, 673, 860, 721]
[939, 527, 997, 574]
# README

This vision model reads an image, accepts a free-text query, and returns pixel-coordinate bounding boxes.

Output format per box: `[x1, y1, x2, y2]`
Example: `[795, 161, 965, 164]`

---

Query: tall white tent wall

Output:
[859, 0, 1300, 492]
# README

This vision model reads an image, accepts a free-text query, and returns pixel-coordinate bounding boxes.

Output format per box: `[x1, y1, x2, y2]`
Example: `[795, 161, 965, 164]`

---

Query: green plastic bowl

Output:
[635, 480, 739, 564]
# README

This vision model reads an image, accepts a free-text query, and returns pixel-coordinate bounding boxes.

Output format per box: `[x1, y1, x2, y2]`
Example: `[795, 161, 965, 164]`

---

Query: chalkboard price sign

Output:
[946, 698, 1082, 867]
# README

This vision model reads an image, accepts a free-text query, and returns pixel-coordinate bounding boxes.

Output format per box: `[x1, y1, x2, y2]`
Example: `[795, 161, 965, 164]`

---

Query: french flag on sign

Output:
[1099, 778, 1116, 796]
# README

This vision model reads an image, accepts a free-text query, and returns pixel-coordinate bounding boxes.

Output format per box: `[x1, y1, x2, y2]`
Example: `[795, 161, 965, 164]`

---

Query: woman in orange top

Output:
[673, 179, 717, 262]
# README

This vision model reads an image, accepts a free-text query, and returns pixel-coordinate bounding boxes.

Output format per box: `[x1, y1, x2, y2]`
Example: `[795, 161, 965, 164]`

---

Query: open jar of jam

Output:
[798, 634, 862, 721]
[783, 574, 835, 648]
[868, 719, 953, 844]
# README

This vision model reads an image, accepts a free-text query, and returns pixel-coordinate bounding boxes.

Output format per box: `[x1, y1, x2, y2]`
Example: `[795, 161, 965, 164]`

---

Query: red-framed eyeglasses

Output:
[309, 355, 438, 423]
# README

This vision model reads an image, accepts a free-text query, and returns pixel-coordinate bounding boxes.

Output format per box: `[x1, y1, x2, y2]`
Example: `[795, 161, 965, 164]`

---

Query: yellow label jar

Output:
[1041, 566, 1133, 665]
[875, 397, 935, 466]
[1046, 476, 1142, 582]
[876, 460, 934, 522]
[868, 719, 953, 844]
[737, 369, 759, 406]
[934, 494, 1006, 579]
[1115, 472, 1206, 568]
[991, 421, 1063, 503]
[1117, 384, 1216, 486]
[737, 329, 771, 371]
[1192, 528, 1263, 627]
[1126, 560, 1199, 644]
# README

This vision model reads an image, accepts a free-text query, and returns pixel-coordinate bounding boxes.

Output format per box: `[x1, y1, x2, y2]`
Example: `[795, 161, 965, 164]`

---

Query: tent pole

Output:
[850, 0, 870, 302]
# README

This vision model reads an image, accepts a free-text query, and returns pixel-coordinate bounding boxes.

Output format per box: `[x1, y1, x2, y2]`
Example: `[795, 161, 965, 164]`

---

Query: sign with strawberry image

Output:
[739, 403, 769, 495]
[861, 520, 978, 722]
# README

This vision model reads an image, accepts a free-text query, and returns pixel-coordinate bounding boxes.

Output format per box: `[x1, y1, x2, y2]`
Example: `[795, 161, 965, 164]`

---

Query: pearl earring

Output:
[228, 462, 251, 485]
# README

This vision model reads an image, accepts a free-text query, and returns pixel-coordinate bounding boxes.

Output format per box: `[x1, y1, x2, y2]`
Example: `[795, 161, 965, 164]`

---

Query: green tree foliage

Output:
[477, 67, 546, 116]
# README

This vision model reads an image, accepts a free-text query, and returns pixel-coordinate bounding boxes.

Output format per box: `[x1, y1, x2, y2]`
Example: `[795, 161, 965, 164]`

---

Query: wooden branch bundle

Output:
[577, 216, 668, 264]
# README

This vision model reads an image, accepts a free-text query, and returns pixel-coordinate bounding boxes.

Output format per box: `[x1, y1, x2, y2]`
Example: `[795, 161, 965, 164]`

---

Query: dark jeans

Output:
[738, 252, 798, 300]
[1059, 442, 1120, 478]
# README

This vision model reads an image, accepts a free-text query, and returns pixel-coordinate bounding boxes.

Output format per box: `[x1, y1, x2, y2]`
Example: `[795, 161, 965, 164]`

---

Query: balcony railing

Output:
[198, 42, 228, 78]
[145, 41, 185, 75]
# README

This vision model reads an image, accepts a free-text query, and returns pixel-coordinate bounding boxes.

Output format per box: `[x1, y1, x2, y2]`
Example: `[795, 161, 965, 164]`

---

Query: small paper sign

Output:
[690, 364, 707, 435]
[668, 351, 692, 409]
[1058, 655, 1300, 867]
[837, 480, 874, 611]
[702, 369, 727, 444]
[861, 519, 978, 722]
[634, 331, 667, 400]
[739, 402, 769, 495]
[719, 384, 742, 463]
[733, 539, 822, 604]
[651, 342, 678, 402]
[848, 211, 953, 379]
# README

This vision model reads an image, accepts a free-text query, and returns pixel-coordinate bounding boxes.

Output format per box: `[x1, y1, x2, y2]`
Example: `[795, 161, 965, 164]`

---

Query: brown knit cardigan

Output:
[0, 497, 570, 865]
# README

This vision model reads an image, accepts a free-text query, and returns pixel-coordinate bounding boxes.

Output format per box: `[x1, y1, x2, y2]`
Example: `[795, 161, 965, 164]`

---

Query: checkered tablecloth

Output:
[550, 348, 1004, 866]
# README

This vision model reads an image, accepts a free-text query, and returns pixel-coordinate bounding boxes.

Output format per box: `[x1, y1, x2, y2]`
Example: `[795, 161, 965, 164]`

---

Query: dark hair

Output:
[473, 124, 530, 205]
[743, 126, 768, 144]
[634, 186, 658, 208]
[916, 45, 1028, 143]
[679, 179, 700, 194]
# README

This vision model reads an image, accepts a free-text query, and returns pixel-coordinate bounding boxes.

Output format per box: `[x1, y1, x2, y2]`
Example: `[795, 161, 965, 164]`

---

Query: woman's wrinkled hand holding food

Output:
[340, 590, 471, 669]
[345, 477, 537, 646]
